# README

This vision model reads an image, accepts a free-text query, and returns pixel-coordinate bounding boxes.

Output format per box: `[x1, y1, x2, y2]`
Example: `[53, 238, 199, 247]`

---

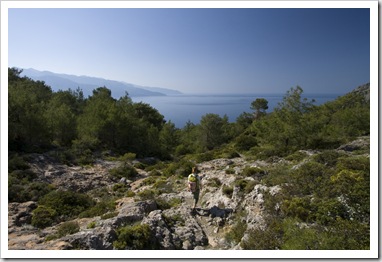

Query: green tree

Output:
[159, 121, 179, 159]
[77, 87, 118, 150]
[45, 91, 78, 146]
[8, 68, 53, 151]
[199, 113, 230, 150]
[250, 98, 269, 119]
[252, 86, 315, 153]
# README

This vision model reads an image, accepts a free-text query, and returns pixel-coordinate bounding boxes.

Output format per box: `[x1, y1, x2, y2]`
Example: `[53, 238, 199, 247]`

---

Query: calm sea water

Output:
[132, 93, 341, 128]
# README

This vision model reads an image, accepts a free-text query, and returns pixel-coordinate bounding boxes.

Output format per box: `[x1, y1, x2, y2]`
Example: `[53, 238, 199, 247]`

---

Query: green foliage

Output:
[234, 133, 258, 151]
[31, 206, 58, 228]
[222, 185, 233, 198]
[206, 177, 222, 188]
[156, 197, 182, 210]
[8, 158, 53, 202]
[109, 162, 138, 180]
[37, 190, 95, 223]
[8, 154, 29, 172]
[113, 224, 155, 250]
[8, 68, 53, 151]
[162, 213, 185, 227]
[79, 199, 116, 218]
[101, 212, 118, 220]
[241, 166, 265, 177]
[137, 189, 158, 201]
[87, 221, 97, 229]
[199, 113, 231, 150]
[312, 150, 343, 167]
[251, 98, 269, 119]
[57, 221, 80, 237]
[162, 159, 194, 178]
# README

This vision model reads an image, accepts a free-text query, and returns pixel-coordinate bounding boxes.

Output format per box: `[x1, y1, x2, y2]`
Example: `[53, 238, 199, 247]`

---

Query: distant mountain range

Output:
[18, 68, 182, 98]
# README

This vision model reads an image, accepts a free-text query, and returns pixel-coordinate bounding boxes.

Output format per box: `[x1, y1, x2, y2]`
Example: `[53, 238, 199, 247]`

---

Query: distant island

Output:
[18, 68, 182, 98]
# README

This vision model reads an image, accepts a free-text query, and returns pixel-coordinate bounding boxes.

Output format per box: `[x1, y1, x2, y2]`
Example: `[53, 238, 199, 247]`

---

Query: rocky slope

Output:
[8, 136, 369, 250]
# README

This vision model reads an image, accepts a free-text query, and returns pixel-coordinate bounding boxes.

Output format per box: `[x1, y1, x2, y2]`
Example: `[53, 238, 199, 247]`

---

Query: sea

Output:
[131, 93, 342, 128]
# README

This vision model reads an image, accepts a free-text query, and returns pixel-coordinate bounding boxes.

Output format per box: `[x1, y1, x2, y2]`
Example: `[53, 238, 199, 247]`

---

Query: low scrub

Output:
[113, 224, 157, 250]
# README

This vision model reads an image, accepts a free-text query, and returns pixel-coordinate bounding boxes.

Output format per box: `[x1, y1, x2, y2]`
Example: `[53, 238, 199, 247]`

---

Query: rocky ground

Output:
[8, 136, 369, 250]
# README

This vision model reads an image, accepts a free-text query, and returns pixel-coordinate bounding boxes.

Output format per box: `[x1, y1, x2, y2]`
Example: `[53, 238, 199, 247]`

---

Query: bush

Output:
[234, 134, 258, 151]
[113, 224, 155, 250]
[241, 218, 283, 249]
[137, 189, 157, 201]
[57, 221, 80, 237]
[241, 166, 265, 177]
[8, 174, 53, 202]
[79, 199, 116, 218]
[284, 151, 308, 162]
[313, 150, 343, 167]
[38, 190, 95, 221]
[162, 213, 185, 227]
[109, 163, 138, 180]
[101, 212, 118, 220]
[206, 177, 222, 188]
[87, 221, 97, 229]
[225, 220, 247, 246]
[156, 197, 182, 210]
[8, 154, 29, 172]
[163, 160, 194, 178]
[222, 185, 233, 198]
[31, 206, 58, 228]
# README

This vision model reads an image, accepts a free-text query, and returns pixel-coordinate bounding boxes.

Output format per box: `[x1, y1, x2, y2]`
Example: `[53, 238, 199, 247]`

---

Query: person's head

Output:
[192, 166, 198, 173]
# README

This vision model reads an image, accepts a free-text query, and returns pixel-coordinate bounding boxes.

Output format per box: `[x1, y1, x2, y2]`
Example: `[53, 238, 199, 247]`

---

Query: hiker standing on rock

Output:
[188, 166, 202, 211]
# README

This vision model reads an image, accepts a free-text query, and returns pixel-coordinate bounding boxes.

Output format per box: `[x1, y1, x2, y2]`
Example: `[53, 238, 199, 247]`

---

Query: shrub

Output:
[31, 206, 57, 228]
[222, 185, 233, 198]
[195, 151, 214, 162]
[240, 218, 283, 249]
[162, 213, 185, 227]
[225, 168, 236, 174]
[262, 164, 291, 186]
[225, 220, 247, 246]
[87, 221, 97, 229]
[241, 166, 265, 177]
[109, 163, 138, 180]
[313, 150, 343, 167]
[8, 175, 53, 203]
[137, 189, 157, 201]
[156, 197, 182, 210]
[152, 179, 172, 194]
[163, 160, 194, 178]
[79, 199, 116, 218]
[285, 151, 308, 162]
[113, 224, 155, 250]
[8, 154, 29, 172]
[224, 208, 247, 245]
[119, 152, 136, 161]
[148, 169, 162, 177]
[133, 162, 147, 170]
[206, 177, 222, 188]
[57, 221, 80, 237]
[38, 190, 95, 221]
[234, 134, 258, 151]
[101, 212, 118, 220]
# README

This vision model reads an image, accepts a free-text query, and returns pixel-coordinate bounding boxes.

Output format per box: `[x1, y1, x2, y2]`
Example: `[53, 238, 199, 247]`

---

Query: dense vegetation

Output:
[8, 67, 370, 249]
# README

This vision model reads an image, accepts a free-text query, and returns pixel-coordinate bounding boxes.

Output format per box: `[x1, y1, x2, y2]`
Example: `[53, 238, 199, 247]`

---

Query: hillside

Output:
[18, 68, 182, 98]
[8, 135, 370, 251]
[7, 70, 371, 253]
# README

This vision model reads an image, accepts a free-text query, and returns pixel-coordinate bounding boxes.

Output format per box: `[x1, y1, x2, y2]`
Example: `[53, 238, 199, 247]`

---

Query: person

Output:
[188, 166, 202, 211]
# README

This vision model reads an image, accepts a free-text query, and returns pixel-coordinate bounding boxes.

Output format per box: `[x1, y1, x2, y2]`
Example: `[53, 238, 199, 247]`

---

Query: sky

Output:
[7, 4, 371, 94]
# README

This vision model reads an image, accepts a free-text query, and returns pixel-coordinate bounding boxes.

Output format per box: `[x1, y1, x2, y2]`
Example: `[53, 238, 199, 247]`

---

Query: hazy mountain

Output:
[19, 68, 182, 98]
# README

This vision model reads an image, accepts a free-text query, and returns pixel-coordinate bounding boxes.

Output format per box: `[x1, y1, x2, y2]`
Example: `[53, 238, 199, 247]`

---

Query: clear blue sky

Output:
[8, 7, 370, 94]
